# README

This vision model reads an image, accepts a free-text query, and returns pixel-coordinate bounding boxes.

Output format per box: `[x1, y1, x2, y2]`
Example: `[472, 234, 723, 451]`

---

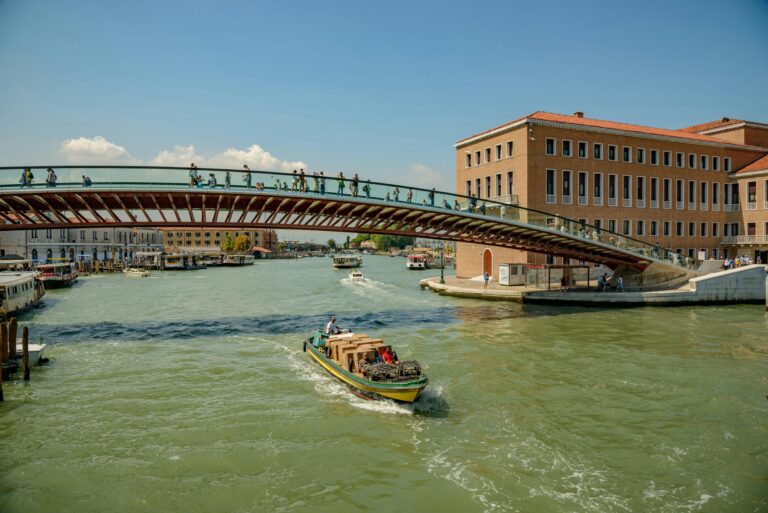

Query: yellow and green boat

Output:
[303, 330, 428, 403]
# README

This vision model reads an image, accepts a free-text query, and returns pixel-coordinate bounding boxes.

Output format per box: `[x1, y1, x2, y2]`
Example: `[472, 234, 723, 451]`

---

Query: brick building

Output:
[454, 111, 768, 278]
[161, 228, 277, 253]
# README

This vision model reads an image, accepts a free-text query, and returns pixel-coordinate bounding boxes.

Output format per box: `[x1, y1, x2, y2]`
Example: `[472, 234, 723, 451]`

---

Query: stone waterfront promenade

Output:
[421, 265, 768, 306]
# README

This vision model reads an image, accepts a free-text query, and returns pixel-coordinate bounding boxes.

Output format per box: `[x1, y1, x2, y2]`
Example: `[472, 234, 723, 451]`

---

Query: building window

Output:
[700, 223, 707, 237]
[712, 156, 719, 171]
[712, 223, 719, 237]
[546, 138, 556, 156]
[712, 183, 719, 206]
[507, 172, 514, 195]
[495, 174, 502, 197]
[608, 174, 617, 205]
[485, 148, 491, 163]
[636, 220, 644, 236]
[636, 148, 645, 164]
[724, 157, 731, 172]
[31, 229, 38, 238]
[475, 151, 481, 166]
[676, 152, 684, 167]
[562, 171, 572, 203]
[32, 249, 38, 261]
[578, 172, 588, 204]
[650, 149, 658, 165]
[465, 154, 471, 168]
[465, 180, 471, 197]
[103, 232, 109, 241]
[623, 147, 631, 163]
[80, 230, 85, 240]
[485, 176, 491, 198]
[688, 180, 696, 208]
[495, 144, 502, 160]
[650, 221, 657, 236]
[578, 141, 587, 158]
[622, 175, 632, 206]
[688, 154, 696, 169]
[608, 145, 617, 161]
[92, 231, 97, 241]
[637, 176, 645, 203]
[506, 141, 513, 157]
[562, 140, 572, 157]
[676, 221, 683, 236]
[700, 182, 708, 207]
[663, 179, 671, 206]
[475, 178, 481, 198]
[593, 143, 603, 160]
[623, 220, 631, 236]
[650, 177, 658, 206]
[688, 222, 695, 237]
[700, 155, 708, 170]
[663, 151, 671, 166]
[676, 179, 684, 205]
[546, 169, 556, 203]
[593, 173, 603, 203]
[663, 221, 670, 236]
[608, 219, 617, 233]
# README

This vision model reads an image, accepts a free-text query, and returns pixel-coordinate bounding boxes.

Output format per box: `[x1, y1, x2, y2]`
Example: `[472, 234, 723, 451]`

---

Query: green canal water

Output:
[0, 256, 766, 513]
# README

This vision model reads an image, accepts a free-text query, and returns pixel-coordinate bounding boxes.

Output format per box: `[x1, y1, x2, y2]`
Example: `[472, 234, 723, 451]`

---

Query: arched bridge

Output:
[0, 166, 695, 271]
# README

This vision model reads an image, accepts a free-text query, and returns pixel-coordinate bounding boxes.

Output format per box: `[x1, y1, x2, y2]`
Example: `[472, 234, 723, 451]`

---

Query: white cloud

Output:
[204, 144, 306, 173]
[150, 145, 205, 167]
[60, 136, 138, 164]
[408, 163, 450, 189]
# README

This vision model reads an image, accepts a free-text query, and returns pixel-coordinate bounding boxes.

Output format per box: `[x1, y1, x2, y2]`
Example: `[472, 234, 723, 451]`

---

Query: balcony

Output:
[608, 197, 618, 207]
[593, 197, 603, 206]
[746, 202, 757, 210]
[712, 203, 720, 212]
[663, 200, 671, 209]
[724, 204, 740, 212]
[688, 202, 696, 210]
[636, 199, 645, 208]
[562, 195, 572, 205]
[546, 194, 556, 204]
[650, 199, 658, 208]
[578, 196, 588, 205]
[700, 203, 708, 211]
[676, 201, 684, 209]
[622, 199, 631, 207]
[721, 235, 768, 245]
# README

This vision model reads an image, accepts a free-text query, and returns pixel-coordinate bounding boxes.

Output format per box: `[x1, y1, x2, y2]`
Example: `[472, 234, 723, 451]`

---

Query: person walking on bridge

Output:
[319, 172, 326, 194]
[243, 164, 252, 189]
[351, 173, 359, 197]
[337, 172, 345, 195]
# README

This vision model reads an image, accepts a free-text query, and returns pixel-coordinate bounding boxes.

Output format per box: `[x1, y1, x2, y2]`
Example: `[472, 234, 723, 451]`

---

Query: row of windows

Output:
[543, 170, 742, 209]
[543, 138, 732, 172]
[464, 142, 515, 168]
[464, 172, 515, 198]
[568, 217, 749, 239]
[31, 229, 157, 243]
[165, 231, 251, 239]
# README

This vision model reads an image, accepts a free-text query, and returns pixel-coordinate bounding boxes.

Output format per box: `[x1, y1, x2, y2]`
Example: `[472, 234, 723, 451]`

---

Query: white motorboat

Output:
[123, 268, 149, 277]
[406, 254, 427, 270]
[348, 270, 365, 282]
[19, 342, 47, 366]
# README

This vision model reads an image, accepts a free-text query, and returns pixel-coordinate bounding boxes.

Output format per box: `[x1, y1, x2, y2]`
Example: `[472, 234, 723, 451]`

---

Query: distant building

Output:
[454, 111, 768, 278]
[0, 227, 162, 263]
[160, 228, 277, 253]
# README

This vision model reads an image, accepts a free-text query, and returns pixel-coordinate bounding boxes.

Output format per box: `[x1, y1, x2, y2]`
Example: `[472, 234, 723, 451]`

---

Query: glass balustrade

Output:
[0, 166, 700, 270]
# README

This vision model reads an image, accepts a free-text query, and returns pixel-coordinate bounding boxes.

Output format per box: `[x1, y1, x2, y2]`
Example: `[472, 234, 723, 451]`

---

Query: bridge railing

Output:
[0, 166, 699, 270]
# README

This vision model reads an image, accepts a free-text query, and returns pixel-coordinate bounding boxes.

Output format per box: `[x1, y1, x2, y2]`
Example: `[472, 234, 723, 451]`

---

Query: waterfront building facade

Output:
[0, 227, 162, 263]
[161, 228, 277, 253]
[454, 112, 768, 278]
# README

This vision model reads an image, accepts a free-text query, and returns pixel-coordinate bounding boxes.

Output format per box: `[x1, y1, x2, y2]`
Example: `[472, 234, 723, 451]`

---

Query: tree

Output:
[233, 235, 252, 253]
[370, 234, 414, 250]
[221, 233, 235, 253]
[327, 239, 336, 250]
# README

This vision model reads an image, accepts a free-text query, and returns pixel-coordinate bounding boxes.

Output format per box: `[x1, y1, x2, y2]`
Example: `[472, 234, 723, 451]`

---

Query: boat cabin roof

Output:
[37, 262, 73, 269]
[0, 271, 37, 286]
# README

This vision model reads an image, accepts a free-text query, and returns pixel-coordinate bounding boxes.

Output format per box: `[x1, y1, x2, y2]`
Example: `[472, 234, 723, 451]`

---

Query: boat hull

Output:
[39, 277, 77, 289]
[304, 341, 426, 403]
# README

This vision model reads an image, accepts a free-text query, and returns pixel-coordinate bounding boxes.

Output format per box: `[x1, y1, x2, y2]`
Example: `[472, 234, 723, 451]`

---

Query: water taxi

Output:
[406, 254, 427, 270]
[348, 270, 365, 282]
[222, 254, 256, 266]
[0, 272, 45, 316]
[36, 261, 78, 288]
[303, 330, 428, 403]
[123, 268, 149, 277]
[332, 254, 363, 269]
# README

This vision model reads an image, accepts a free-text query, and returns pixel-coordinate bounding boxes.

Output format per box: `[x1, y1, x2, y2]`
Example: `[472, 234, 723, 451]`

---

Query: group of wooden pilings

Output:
[0, 317, 31, 402]
[76, 260, 126, 274]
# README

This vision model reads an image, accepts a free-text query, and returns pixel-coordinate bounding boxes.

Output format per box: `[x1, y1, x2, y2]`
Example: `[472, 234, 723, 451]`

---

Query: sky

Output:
[1, 0, 767, 242]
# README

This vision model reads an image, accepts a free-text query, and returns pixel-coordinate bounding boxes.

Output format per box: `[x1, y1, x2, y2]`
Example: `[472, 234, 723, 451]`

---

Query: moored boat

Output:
[123, 268, 149, 277]
[36, 261, 78, 288]
[0, 271, 45, 316]
[406, 254, 427, 270]
[303, 330, 428, 403]
[348, 270, 365, 282]
[222, 254, 256, 266]
[332, 254, 363, 269]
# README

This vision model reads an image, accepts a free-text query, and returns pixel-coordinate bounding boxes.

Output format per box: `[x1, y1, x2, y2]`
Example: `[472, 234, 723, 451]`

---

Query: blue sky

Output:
[1, 0, 767, 194]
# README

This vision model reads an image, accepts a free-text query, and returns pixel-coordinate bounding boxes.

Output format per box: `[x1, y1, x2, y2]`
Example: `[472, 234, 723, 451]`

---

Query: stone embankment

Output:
[420, 265, 767, 306]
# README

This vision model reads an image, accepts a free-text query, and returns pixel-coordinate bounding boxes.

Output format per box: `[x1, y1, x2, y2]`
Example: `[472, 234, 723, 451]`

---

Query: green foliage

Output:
[327, 239, 336, 249]
[370, 234, 414, 250]
[221, 233, 235, 252]
[233, 235, 251, 253]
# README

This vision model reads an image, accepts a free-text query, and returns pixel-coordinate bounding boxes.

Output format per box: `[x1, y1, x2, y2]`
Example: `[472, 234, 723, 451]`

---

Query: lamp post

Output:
[439, 244, 445, 284]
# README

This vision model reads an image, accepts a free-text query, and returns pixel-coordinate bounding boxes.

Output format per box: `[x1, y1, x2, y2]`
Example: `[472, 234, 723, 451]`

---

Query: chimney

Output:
[573, 111, 584, 118]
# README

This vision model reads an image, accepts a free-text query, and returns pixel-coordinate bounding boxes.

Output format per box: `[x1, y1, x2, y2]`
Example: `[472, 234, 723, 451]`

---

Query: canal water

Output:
[0, 256, 766, 513]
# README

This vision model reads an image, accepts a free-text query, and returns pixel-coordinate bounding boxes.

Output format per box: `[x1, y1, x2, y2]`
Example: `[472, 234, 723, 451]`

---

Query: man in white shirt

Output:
[325, 316, 338, 335]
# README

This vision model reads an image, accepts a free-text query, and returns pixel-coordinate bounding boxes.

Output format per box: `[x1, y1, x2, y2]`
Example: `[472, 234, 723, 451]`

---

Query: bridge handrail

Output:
[0, 165, 699, 270]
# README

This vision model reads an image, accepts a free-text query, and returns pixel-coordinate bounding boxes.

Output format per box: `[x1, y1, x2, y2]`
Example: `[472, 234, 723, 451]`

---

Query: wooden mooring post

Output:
[0, 322, 7, 364]
[9, 317, 17, 358]
[21, 326, 29, 381]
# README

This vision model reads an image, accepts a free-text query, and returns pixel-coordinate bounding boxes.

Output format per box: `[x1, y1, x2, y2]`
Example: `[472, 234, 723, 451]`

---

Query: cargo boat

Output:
[303, 330, 427, 403]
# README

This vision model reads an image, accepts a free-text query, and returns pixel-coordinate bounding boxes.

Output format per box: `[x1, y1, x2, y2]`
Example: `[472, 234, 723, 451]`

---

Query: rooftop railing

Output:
[0, 165, 700, 270]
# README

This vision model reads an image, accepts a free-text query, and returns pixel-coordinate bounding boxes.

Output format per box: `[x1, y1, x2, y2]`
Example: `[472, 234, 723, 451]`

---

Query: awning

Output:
[251, 246, 272, 253]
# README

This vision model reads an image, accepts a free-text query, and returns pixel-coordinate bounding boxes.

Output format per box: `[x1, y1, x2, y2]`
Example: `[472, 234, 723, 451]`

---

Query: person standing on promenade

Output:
[616, 276, 624, 292]
[243, 164, 252, 189]
[483, 271, 490, 288]
[337, 172, 345, 195]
